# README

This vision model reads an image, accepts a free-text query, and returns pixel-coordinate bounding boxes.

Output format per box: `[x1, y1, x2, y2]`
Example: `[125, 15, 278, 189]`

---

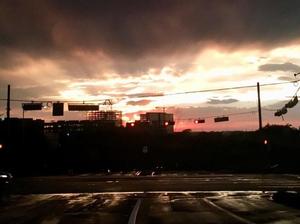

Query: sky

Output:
[1, 0, 300, 131]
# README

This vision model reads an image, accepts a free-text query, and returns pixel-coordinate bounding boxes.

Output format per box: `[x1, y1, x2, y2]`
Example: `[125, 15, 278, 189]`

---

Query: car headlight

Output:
[0, 174, 8, 178]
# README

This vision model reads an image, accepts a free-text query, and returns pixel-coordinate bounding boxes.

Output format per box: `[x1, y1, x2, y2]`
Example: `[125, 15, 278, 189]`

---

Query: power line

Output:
[294, 86, 300, 96]
[1, 79, 299, 103]
[131, 80, 300, 98]
[176, 110, 257, 121]
[262, 86, 300, 112]
[263, 108, 277, 112]
[0, 98, 113, 103]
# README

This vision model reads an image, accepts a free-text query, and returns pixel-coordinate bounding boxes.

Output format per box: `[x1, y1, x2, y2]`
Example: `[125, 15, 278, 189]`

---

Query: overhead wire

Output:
[0, 79, 299, 103]
[175, 110, 257, 121]
[0, 98, 115, 103]
[130, 80, 300, 98]
[262, 85, 300, 112]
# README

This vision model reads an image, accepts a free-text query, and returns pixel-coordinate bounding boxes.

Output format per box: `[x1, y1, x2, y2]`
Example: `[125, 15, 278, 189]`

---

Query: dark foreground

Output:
[1, 174, 300, 223]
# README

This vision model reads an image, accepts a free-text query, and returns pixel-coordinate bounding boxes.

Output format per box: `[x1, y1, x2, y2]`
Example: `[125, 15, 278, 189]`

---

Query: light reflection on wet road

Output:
[2, 174, 300, 223]
[11, 174, 300, 194]
[1, 191, 300, 224]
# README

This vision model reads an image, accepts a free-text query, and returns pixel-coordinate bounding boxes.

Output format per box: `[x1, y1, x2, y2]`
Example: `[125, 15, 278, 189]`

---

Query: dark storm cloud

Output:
[258, 62, 300, 73]
[0, 84, 66, 104]
[1, 0, 300, 75]
[127, 99, 152, 106]
[84, 85, 138, 96]
[12, 85, 62, 99]
[0, 52, 27, 70]
[207, 98, 239, 105]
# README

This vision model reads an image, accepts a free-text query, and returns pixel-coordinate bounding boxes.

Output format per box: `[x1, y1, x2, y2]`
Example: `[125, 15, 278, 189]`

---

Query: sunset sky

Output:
[1, 0, 300, 131]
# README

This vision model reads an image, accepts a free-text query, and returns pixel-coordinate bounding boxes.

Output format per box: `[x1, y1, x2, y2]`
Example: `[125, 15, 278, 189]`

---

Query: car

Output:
[0, 171, 13, 200]
[0, 171, 13, 185]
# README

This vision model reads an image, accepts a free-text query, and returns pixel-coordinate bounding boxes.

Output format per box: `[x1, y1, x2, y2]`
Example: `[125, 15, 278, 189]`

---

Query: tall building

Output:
[86, 111, 122, 127]
[139, 112, 175, 133]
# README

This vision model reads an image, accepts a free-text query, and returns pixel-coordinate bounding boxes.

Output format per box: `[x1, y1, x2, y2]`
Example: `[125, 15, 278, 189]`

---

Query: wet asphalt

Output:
[1, 174, 300, 223]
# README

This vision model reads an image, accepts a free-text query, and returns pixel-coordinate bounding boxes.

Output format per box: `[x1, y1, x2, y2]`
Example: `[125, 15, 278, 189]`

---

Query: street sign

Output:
[68, 104, 99, 111]
[22, 103, 43, 111]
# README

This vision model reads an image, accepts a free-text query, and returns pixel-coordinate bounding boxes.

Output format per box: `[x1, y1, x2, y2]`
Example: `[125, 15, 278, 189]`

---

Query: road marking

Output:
[128, 198, 142, 224]
[202, 198, 256, 224]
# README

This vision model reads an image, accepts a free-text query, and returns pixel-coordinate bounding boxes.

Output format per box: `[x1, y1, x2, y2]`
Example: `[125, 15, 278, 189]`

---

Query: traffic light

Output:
[167, 121, 175, 125]
[214, 116, 229, 122]
[22, 103, 43, 111]
[164, 121, 175, 126]
[285, 96, 298, 108]
[126, 122, 135, 128]
[52, 102, 64, 116]
[274, 107, 287, 116]
[194, 119, 205, 124]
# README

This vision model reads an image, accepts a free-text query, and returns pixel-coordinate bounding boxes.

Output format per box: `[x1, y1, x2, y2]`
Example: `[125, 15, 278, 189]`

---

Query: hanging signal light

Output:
[126, 122, 135, 128]
[164, 121, 175, 126]
[274, 107, 288, 116]
[53, 102, 64, 116]
[194, 119, 205, 124]
[214, 116, 229, 122]
[285, 96, 298, 108]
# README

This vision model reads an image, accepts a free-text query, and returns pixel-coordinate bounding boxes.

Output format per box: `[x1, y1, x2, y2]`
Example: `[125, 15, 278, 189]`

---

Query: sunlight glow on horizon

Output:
[49, 45, 300, 101]
[3, 44, 300, 131]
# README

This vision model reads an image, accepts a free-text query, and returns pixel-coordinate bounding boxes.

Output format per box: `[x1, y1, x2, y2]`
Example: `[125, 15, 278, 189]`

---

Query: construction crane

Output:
[102, 99, 113, 111]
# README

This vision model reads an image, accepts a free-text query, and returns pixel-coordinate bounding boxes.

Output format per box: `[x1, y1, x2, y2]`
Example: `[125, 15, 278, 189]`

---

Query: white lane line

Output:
[128, 198, 142, 224]
[202, 198, 256, 224]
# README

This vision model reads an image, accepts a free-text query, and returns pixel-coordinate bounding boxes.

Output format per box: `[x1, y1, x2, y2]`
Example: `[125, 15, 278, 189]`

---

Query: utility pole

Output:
[6, 84, 10, 119]
[257, 82, 262, 130]
[6, 85, 11, 151]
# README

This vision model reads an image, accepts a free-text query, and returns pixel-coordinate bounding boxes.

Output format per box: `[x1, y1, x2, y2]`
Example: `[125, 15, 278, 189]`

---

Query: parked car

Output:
[0, 171, 13, 200]
[0, 171, 13, 184]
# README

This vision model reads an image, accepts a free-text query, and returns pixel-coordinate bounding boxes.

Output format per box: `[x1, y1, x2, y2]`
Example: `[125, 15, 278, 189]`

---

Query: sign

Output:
[68, 104, 99, 111]
[52, 103, 64, 116]
[22, 103, 42, 111]
[194, 119, 205, 124]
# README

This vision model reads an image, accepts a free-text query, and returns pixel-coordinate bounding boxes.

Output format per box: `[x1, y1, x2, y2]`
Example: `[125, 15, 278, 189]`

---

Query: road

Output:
[10, 173, 300, 194]
[1, 174, 300, 223]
